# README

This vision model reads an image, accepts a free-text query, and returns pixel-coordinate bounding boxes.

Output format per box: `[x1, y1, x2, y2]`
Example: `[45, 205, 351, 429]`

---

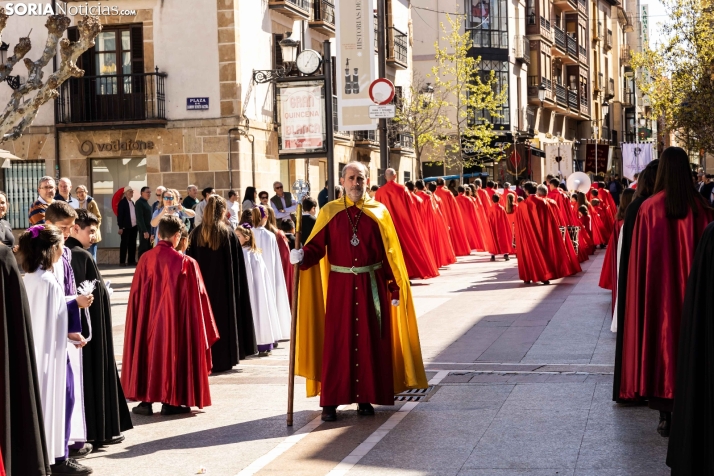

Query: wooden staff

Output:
[287, 201, 303, 427]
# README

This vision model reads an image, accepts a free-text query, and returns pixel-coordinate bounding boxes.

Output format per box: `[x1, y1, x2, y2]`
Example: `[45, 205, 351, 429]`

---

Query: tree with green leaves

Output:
[392, 72, 448, 178]
[431, 13, 508, 175]
[632, 0, 714, 157]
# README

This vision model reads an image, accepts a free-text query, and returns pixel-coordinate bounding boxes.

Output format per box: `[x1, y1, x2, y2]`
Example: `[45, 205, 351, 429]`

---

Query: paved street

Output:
[88, 250, 670, 476]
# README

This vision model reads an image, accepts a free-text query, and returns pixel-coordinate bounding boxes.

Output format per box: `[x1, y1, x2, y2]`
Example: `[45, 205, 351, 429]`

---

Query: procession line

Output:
[234, 405, 345, 476]
[325, 370, 450, 476]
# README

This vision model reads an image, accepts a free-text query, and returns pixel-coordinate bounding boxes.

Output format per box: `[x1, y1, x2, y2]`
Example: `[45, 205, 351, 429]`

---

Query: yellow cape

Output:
[296, 194, 429, 397]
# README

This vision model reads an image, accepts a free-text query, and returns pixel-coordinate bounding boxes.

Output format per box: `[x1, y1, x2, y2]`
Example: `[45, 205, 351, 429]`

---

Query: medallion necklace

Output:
[344, 195, 365, 246]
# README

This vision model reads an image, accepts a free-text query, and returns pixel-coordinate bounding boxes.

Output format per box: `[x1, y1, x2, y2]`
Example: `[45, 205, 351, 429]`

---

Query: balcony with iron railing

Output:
[568, 89, 578, 108]
[554, 24, 566, 52]
[567, 34, 578, 59]
[555, 82, 567, 106]
[579, 44, 587, 63]
[540, 16, 553, 42]
[309, 0, 335, 36]
[56, 68, 167, 127]
[620, 46, 632, 65]
[515, 35, 531, 64]
[390, 132, 414, 151]
[527, 75, 553, 103]
[579, 93, 589, 115]
[605, 29, 613, 50]
[268, 0, 310, 20]
[387, 27, 408, 69]
[354, 129, 378, 146]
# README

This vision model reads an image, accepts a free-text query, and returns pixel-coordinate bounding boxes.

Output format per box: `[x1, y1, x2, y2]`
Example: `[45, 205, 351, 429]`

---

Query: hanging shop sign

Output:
[335, 0, 377, 131]
[277, 81, 326, 156]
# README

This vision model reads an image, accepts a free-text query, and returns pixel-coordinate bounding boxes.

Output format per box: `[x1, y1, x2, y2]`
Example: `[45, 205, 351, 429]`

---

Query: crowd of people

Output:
[2, 147, 713, 475]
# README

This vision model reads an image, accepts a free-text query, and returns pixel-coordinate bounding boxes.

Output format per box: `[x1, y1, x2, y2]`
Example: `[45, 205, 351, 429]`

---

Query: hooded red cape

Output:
[599, 219, 623, 313]
[476, 188, 493, 212]
[122, 241, 219, 408]
[487, 203, 515, 255]
[578, 214, 596, 256]
[415, 190, 456, 267]
[514, 196, 581, 282]
[434, 186, 471, 256]
[375, 181, 439, 278]
[619, 192, 714, 402]
[455, 194, 485, 251]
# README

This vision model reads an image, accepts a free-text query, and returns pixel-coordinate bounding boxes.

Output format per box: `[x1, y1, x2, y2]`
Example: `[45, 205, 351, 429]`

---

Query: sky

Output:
[643, 0, 668, 47]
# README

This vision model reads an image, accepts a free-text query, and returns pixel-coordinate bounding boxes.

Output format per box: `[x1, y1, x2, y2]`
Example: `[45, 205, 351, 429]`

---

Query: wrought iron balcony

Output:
[515, 35, 531, 64]
[555, 83, 567, 106]
[554, 25, 566, 51]
[579, 44, 587, 63]
[309, 0, 335, 37]
[354, 130, 378, 143]
[568, 89, 578, 109]
[56, 69, 167, 127]
[387, 27, 408, 69]
[620, 46, 632, 65]
[268, 0, 310, 20]
[567, 34, 578, 59]
[390, 132, 414, 151]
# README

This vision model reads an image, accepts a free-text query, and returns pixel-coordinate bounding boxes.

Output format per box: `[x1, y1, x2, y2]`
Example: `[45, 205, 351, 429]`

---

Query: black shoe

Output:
[132, 402, 153, 416]
[524, 280, 531, 284]
[69, 443, 92, 459]
[161, 404, 191, 415]
[490, 255, 496, 262]
[50, 458, 93, 475]
[321, 406, 337, 422]
[99, 434, 125, 446]
[542, 280, 550, 285]
[357, 403, 375, 416]
[657, 411, 671, 437]
[504, 254, 510, 261]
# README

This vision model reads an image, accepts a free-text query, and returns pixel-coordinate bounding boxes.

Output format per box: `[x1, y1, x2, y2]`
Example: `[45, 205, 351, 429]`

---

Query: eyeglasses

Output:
[275, 186, 283, 190]
[259, 196, 268, 200]
[40, 186, 55, 190]
[163, 196, 174, 200]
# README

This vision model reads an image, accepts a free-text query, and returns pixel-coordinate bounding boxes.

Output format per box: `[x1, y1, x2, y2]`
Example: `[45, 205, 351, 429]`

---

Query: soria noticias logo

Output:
[2, 3, 136, 16]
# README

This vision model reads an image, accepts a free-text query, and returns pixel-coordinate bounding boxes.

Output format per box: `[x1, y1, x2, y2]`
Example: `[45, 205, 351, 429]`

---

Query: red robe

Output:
[122, 241, 219, 408]
[514, 196, 581, 282]
[375, 181, 439, 278]
[487, 204, 515, 255]
[301, 207, 398, 406]
[456, 194, 485, 251]
[434, 186, 471, 256]
[588, 204, 607, 245]
[599, 219, 623, 313]
[578, 214, 596, 256]
[476, 188, 493, 212]
[276, 230, 293, 303]
[471, 195, 495, 251]
[415, 191, 456, 266]
[619, 192, 714, 402]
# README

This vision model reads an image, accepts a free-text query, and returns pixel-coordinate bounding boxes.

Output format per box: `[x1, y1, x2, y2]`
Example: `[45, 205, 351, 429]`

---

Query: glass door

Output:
[90, 157, 147, 248]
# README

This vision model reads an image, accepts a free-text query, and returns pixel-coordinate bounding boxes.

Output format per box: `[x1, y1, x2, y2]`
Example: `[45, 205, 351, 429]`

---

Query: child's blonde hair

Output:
[236, 224, 257, 252]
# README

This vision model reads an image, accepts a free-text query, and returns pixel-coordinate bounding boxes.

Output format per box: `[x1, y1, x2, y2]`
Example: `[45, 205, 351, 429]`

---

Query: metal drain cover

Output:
[394, 386, 434, 402]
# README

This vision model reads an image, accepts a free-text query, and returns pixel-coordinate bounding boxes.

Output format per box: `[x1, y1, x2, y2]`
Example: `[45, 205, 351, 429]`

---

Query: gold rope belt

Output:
[330, 262, 384, 336]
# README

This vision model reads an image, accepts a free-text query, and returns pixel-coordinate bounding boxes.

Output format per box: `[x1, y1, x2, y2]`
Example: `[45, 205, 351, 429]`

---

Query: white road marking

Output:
[326, 370, 450, 475]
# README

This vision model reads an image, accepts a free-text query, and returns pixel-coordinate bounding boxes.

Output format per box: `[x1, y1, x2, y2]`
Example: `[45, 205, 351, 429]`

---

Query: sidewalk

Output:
[87, 251, 670, 476]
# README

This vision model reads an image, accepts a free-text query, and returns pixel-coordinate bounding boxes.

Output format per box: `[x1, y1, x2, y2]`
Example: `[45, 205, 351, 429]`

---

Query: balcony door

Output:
[68, 25, 145, 123]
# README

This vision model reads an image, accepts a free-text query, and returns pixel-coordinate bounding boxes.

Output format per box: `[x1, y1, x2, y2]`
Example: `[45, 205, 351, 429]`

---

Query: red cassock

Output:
[434, 186, 472, 256]
[588, 204, 608, 245]
[476, 188, 493, 212]
[375, 181, 439, 279]
[599, 219, 623, 314]
[506, 208, 518, 255]
[276, 230, 293, 302]
[487, 204, 515, 255]
[471, 195, 495, 249]
[514, 196, 581, 282]
[122, 241, 219, 408]
[619, 192, 714, 402]
[578, 214, 596, 256]
[415, 191, 456, 266]
[300, 208, 397, 406]
[456, 194, 486, 251]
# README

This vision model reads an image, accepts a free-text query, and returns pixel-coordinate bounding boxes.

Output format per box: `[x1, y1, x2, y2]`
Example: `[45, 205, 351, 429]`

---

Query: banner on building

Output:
[585, 143, 610, 175]
[543, 141, 574, 179]
[277, 82, 326, 155]
[335, 0, 377, 131]
[622, 142, 654, 181]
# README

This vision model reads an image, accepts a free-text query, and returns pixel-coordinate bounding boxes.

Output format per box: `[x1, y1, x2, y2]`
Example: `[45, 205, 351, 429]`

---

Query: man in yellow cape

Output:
[290, 162, 428, 421]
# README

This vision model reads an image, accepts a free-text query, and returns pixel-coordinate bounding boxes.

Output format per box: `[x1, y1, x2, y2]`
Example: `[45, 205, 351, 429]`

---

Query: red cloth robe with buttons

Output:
[456, 194, 486, 251]
[414, 191, 456, 267]
[619, 192, 714, 403]
[122, 241, 219, 408]
[375, 181, 439, 279]
[300, 207, 399, 406]
[434, 186, 471, 256]
[487, 203, 516, 255]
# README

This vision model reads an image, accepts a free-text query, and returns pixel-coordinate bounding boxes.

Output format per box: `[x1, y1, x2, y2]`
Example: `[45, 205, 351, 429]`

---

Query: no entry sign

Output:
[368, 78, 395, 105]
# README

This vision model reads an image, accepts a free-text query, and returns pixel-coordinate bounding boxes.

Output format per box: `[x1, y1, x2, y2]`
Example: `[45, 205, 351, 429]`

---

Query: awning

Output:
[0, 149, 21, 168]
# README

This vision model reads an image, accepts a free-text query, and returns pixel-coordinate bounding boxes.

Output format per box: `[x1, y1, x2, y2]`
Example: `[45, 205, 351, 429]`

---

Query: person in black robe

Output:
[187, 195, 257, 371]
[613, 159, 659, 402]
[667, 221, 714, 474]
[0, 244, 51, 476]
[66, 210, 133, 445]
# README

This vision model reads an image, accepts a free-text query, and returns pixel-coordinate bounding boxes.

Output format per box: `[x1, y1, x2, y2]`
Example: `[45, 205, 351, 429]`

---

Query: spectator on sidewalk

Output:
[270, 181, 297, 220]
[0, 191, 14, 247]
[242, 186, 257, 212]
[75, 185, 102, 262]
[117, 186, 138, 266]
[150, 188, 195, 246]
[150, 186, 166, 243]
[227, 189, 241, 229]
[29, 176, 57, 225]
[182, 185, 200, 229]
[317, 180, 329, 208]
[258, 190, 270, 207]
[54, 177, 80, 208]
[300, 196, 317, 245]
[136, 186, 153, 258]
[194, 187, 215, 227]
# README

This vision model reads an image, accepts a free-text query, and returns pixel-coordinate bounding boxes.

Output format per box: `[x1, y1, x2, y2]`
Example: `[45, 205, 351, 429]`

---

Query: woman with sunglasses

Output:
[150, 189, 195, 246]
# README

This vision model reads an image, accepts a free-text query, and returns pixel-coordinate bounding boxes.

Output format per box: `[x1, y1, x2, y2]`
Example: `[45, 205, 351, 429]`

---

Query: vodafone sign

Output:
[368, 78, 395, 105]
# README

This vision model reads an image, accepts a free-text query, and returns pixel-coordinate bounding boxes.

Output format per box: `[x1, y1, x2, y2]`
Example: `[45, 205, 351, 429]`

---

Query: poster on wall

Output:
[335, 0, 377, 131]
[277, 83, 326, 155]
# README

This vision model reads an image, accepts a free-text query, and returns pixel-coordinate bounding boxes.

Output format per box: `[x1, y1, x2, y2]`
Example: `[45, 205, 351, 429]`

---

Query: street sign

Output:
[368, 78, 395, 105]
[368, 105, 396, 119]
[186, 97, 209, 110]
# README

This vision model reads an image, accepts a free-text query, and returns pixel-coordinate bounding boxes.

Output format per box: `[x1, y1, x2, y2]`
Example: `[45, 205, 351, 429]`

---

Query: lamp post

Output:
[252, 34, 300, 83]
[592, 100, 610, 177]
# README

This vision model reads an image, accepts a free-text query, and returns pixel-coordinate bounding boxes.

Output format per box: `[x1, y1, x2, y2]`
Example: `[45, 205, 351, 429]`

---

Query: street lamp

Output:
[601, 100, 609, 118]
[538, 83, 547, 104]
[420, 82, 435, 108]
[252, 31, 300, 83]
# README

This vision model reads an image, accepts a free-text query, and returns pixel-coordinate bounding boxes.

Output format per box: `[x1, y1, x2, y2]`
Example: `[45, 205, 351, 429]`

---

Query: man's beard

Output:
[347, 186, 364, 201]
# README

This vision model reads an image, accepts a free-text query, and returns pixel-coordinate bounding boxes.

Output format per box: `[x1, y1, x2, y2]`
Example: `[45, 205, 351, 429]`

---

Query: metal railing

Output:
[390, 27, 408, 64]
[390, 132, 414, 149]
[606, 29, 613, 49]
[579, 44, 587, 58]
[542, 77, 552, 90]
[57, 68, 167, 124]
[554, 25, 566, 50]
[620, 46, 631, 64]
[540, 16, 551, 31]
[354, 130, 378, 142]
[568, 89, 578, 108]
[2, 160, 45, 229]
[515, 35, 531, 63]
[567, 34, 578, 58]
[555, 83, 567, 105]
[313, 0, 334, 24]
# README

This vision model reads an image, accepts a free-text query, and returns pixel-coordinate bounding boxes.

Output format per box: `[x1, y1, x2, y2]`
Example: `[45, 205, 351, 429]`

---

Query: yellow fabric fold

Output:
[296, 194, 429, 397]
